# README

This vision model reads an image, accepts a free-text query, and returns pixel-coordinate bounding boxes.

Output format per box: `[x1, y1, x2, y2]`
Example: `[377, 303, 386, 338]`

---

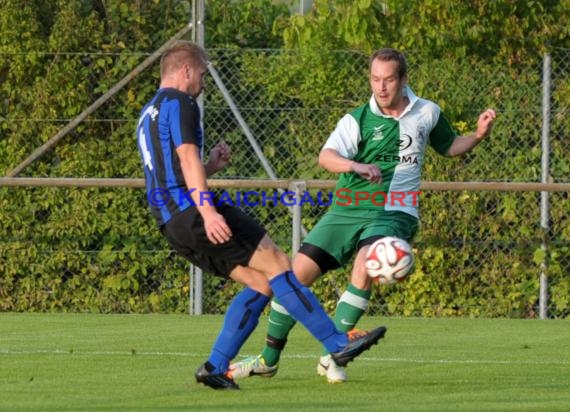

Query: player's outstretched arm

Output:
[447, 108, 497, 157]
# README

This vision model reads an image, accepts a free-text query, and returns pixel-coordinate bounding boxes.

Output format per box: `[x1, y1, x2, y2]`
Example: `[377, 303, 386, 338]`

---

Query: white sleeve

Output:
[322, 114, 361, 159]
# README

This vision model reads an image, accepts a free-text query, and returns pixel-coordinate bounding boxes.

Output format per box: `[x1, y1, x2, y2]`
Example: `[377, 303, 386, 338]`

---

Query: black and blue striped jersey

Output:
[136, 88, 204, 226]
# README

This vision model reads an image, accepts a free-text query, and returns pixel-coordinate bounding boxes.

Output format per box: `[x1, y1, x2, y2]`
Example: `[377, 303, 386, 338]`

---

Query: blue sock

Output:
[207, 287, 270, 374]
[269, 271, 348, 353]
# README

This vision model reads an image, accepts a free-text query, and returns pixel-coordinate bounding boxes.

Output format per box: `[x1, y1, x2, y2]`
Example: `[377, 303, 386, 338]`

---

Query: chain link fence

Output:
[201, 47, 569, 318]
[1, 47, 568, 317]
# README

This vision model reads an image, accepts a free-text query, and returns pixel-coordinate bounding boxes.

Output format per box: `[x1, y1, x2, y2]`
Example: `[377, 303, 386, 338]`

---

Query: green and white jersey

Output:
[324, 86, 457, 218]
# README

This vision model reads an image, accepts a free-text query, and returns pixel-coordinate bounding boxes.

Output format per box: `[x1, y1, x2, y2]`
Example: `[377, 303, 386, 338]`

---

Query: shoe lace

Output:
[346, 328, 368, 341]
[234, 355, 262, 372]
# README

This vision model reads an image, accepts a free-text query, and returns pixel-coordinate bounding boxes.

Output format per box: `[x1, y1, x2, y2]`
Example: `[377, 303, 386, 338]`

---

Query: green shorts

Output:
[300, 209, 418, 272]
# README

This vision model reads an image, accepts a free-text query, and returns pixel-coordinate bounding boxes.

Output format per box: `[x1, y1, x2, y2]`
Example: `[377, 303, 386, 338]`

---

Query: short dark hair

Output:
[369, 48, 408, 79]
[160, 41, 209, 78]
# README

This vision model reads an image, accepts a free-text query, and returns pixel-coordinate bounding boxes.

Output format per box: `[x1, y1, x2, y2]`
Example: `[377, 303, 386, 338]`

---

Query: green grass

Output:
[1, 314, 569, 412]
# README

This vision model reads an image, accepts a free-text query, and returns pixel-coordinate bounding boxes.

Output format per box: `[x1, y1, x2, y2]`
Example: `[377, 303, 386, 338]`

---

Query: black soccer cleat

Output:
[330, 326, 387, 367]
[195, 362, 240, 390]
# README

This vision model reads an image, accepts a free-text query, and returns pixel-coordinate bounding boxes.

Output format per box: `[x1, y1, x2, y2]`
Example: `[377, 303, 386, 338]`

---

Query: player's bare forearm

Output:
[446, 134, 481, 157]
[176, 144, 217, 215]
[177, 144, 232, 244]
[318, 148, 354, 173]
[204, 161, 219, 177]
[319, 148, 381, 183]
[447, 108, 497, 157]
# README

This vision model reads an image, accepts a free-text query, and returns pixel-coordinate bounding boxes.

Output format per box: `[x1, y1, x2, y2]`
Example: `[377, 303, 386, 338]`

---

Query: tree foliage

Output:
[1, 0, 568, 317]
[278, 0, 569, 64]
[206, 0, 288, 48]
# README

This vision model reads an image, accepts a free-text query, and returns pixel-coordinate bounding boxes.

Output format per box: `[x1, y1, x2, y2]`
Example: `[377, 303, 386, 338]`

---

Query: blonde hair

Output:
[160, 41, 209, 78]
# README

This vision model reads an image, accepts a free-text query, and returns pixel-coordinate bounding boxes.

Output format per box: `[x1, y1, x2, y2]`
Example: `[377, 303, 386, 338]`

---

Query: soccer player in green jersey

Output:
[230, 48, 496, 383]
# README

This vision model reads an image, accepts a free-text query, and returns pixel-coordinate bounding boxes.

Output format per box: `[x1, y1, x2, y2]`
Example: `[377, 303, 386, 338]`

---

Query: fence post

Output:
[189, 265, 193, 315]
[290, 181, 306, 255]
[539, 50, 552, 320]
[189, 264, 203, 315]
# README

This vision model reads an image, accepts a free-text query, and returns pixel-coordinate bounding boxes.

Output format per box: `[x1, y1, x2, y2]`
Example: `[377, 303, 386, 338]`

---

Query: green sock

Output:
[321, 283, 371, 356]
[260, 298, 296, 366]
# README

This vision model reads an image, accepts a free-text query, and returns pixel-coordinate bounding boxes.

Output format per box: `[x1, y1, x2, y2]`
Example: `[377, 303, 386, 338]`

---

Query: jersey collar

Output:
[369, 86, 419, 119]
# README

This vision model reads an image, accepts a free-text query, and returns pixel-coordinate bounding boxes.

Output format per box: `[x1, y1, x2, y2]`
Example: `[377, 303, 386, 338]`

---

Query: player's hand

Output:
[203, 212, 232, 244]
[475, 108, 497, 140]
[208, 140, 232, 172]
[351, 162, 382, 184]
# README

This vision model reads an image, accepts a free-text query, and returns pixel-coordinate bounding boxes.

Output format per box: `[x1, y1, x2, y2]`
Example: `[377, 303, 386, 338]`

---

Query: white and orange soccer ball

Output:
[365, 237, 415, 285]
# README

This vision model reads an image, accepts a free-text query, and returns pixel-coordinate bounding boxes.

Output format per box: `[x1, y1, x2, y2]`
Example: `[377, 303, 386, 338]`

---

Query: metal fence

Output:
[195, 47, 570, 318]
[1, 47, 568, 318]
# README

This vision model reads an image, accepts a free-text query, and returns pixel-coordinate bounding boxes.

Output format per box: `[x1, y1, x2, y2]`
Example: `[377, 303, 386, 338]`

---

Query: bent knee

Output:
[271, 247, 291, 272]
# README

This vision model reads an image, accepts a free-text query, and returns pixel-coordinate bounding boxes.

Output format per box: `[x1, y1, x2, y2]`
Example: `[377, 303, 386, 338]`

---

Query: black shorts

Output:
[160, 205, 266, 277]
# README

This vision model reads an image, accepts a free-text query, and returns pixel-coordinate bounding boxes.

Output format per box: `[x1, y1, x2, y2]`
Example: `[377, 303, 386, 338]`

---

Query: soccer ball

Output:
[365, 237, 414, 285]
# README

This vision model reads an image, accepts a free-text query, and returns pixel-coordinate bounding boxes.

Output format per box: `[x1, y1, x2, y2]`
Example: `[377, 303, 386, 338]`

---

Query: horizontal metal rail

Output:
[0, 177, 569, 192]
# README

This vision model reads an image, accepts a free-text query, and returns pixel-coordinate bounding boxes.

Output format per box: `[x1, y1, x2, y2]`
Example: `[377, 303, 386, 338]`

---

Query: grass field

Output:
[1, 313, 569, 412]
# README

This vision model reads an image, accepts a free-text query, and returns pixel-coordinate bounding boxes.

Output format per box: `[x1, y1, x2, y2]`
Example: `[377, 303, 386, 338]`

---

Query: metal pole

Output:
[539, 51, 552, 320]
[189, 265, 194, 315]
[1, 177, 569, 192]
[207, 64, 279, 181]
[193, 0, 205, 125]
[290, 181, 306, 254]
[207, 63, 308, 237]
[190, 0, 205, 315]
[190, 264, 203, 315]
[299, 0, 314, 14]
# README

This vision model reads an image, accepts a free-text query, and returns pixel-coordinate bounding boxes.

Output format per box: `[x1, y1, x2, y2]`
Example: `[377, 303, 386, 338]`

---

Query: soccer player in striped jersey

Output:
[230, 48, 496, 383]
[136, 41, 387, 390]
